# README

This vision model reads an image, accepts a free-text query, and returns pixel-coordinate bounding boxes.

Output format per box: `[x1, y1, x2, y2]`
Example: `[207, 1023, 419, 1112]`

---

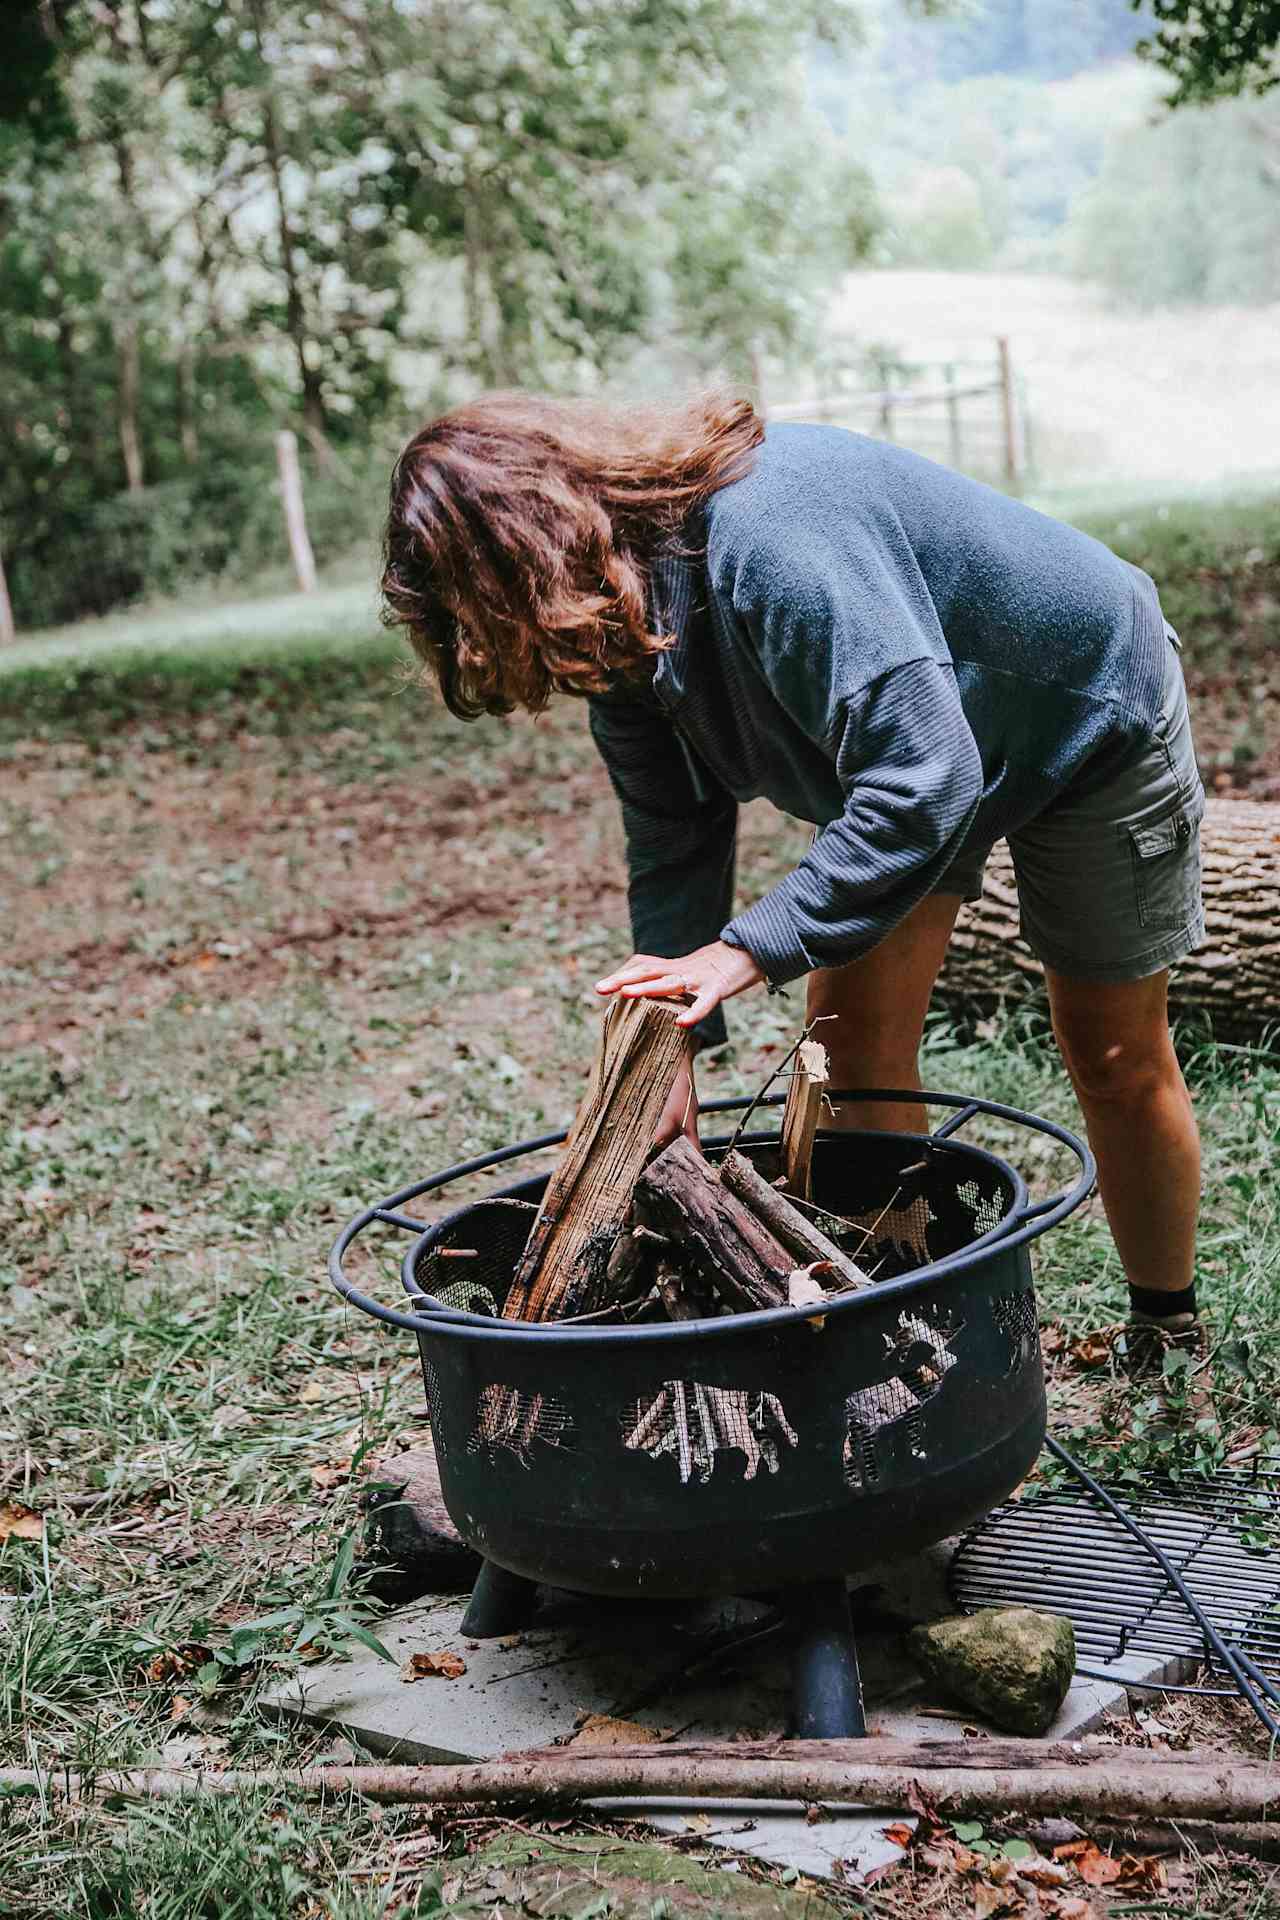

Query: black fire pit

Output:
[332, 1089, 1093, 1738]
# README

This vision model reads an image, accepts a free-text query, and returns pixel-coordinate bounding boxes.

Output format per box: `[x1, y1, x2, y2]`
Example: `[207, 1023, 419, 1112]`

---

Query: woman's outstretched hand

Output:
[594, 939, 765, 1030]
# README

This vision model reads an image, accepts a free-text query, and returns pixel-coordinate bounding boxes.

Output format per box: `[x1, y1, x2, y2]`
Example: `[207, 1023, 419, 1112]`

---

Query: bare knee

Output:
[1054, 1021, 1174, 1109]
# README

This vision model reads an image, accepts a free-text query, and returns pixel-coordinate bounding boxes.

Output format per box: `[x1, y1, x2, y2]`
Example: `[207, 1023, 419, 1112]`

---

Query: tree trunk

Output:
[275, 430, 317, 594]
[117, 314, 144, 493]
[177, 340, 198, 463]
[936, 799, 1280, 1042]
[0, 541, 14, 644]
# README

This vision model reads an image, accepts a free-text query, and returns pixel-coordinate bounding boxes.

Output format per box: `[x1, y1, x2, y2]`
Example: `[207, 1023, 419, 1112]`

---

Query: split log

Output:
[14, 1737, 1280, 1824]
[780, 1038, 828, 1200]
[633, 1136, 791, 1313]
[503, 997, 688, 1322]
[937, 798, 1280, 1043]
[719, 1149, 872, 1294]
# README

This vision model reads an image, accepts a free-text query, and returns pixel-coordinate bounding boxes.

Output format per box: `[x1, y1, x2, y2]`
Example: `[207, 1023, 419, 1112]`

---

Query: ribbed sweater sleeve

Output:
[721, 658, 983, 983]
[587, 691, 738, 1049]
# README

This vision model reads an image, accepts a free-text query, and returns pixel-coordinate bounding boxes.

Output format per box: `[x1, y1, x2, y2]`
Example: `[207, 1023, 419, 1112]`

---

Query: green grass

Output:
[4, 511, 1280, 1914]
[1, 488, 1275, 743]
[0, 580, 403, 741]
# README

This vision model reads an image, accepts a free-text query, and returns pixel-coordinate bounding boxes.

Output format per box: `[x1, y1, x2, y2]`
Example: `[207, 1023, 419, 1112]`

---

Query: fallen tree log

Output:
[9, 1737, 1279, 1824]
[936, 798, 1280, 1043]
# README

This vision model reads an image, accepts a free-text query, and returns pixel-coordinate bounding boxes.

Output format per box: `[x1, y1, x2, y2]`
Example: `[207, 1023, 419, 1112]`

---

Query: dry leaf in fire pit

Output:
[787, 1267, 830, 1330]
[0, 1501, 43, 1543]
[402, 1650, 467, 1681]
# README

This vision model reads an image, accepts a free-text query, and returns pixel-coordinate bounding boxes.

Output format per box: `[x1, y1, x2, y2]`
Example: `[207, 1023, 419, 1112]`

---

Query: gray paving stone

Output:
[586, 1797, 915, 1884]
[262, 1575, 1174, 1764]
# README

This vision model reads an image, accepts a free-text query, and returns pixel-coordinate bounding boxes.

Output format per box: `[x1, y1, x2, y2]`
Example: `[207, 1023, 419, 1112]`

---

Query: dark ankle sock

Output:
[1128, 1281, 1197, 1322]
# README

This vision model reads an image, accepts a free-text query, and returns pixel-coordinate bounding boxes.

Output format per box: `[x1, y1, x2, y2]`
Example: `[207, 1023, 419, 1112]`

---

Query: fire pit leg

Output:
[460, 1559, 540, 1638]
[789, 1578, 866, 1739]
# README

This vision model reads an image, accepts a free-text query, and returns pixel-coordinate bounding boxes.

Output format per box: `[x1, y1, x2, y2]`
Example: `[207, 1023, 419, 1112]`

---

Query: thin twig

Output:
[723, 1017, 836, 1159]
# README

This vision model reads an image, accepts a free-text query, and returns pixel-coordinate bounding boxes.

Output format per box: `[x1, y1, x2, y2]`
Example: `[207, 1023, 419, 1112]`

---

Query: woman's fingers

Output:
[615, 975, 690, 1001]
[676, 984, 722, 1028]
[594, 955, 671, 993]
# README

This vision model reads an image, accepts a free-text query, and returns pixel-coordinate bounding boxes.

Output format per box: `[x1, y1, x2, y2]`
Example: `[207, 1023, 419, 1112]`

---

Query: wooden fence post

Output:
[275, 428, 317, 594]
[945, 361, 963, 471]
[996, 335, 1021, 488]
[749, 342, 768, 419]
[0, 539, 15, 645]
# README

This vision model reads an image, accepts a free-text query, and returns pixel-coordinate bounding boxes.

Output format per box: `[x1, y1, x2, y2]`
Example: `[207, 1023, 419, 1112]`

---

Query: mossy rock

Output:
[908, 1606, 1076, 1736]
[465, 1833, 846, 1919]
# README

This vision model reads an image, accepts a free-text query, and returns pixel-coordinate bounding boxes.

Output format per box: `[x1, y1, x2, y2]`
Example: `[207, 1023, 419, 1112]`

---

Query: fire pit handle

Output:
[330, 1087, 1094, 1339]
[811, 1086, 1097, 1237]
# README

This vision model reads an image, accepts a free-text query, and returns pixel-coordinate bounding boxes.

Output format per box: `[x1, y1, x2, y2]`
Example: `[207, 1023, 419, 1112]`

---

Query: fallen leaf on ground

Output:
[402, 1650, 466, 1681]
[1072, 1844, 1123, 1887]
[1119, 1854, 1166, 1889]
[568, 1714, 660, 1748]
[1069, 1331, 1113, 1369]
[1016, 1858, 1069, 1889]
[1042, 1899, 1091, 1920]
[881, 1823, 914, 1848]
[310, 1457, 352, 1490]
[682, 1812, 713, 1835]
[145, 1644, 213, 1683]
[0, 1501, 44, 1543]
[973, 1881, 1022, 1917]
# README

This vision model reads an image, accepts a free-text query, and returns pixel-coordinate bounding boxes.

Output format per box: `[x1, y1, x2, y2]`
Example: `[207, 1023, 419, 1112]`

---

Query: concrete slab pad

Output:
[263, 1569, 1170, 1766]
[264, 1591, 788, 1764]
[587, 1796, 915, 1884]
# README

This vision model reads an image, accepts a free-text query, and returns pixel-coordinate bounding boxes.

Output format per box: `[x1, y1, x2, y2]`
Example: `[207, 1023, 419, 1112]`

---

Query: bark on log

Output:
[780, 1038, 828, 1200]
[633, 1136, 791, 1312]
[719, 1149, 871, 1293]
[11, 1738, 1279, 1824]
[937, 799, 1280, 1043]
[504, 997, 688, 1321]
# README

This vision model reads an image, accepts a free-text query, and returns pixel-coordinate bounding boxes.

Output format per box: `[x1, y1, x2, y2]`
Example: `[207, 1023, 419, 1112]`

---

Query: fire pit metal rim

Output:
[329, 1087, 1095, 1345]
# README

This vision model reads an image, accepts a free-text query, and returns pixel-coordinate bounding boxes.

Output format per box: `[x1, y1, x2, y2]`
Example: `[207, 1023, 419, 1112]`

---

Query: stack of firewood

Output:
[477, 999, 914, 1473]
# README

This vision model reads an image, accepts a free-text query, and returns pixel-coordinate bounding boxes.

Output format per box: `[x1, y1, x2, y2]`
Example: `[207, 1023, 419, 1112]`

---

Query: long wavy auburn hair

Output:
[380, 387, 764, 718]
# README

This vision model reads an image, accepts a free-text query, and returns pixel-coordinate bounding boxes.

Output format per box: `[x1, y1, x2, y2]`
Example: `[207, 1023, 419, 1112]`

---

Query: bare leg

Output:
[806, 894, 964, 1134]
[1045, 967, 1199, 1296]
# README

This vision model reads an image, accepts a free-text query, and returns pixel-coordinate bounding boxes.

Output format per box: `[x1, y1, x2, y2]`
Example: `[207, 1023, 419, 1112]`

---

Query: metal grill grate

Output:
[950, 1459, 1280, 1688]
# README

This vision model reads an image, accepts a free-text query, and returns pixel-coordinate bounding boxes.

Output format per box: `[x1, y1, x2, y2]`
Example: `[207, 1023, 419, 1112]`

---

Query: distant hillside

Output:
[809, 0, 1280, 301]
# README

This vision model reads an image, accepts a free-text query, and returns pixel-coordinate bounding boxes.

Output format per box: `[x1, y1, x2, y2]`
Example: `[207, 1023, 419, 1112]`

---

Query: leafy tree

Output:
[1134, 0, 1280, 102]
[0, 0, 891, 628]
[1066, 88, 1280, 302]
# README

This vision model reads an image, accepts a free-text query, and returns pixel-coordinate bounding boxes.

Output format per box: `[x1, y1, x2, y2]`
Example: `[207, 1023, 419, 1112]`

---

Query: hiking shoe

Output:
[1115, 1317, 1218, 1434]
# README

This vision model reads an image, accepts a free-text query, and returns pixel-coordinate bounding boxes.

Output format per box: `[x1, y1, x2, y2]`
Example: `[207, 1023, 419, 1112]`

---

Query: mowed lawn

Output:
[3, 576, 1280, 1917]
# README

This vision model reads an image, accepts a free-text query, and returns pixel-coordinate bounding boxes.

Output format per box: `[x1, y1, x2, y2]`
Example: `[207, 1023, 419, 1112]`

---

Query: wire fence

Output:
[764, 335, 1031, 490]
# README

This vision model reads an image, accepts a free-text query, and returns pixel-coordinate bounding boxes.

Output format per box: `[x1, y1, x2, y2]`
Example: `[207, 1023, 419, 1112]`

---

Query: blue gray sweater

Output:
[587, 423, 1168, 1038]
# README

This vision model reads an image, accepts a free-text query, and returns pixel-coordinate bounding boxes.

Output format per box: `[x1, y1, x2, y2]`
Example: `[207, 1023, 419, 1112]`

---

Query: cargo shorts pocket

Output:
[1128, 787, 1205, 930]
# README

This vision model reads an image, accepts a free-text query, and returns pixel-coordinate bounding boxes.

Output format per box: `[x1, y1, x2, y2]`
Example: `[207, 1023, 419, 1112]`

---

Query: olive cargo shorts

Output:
[937, 629, 1207, 982]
